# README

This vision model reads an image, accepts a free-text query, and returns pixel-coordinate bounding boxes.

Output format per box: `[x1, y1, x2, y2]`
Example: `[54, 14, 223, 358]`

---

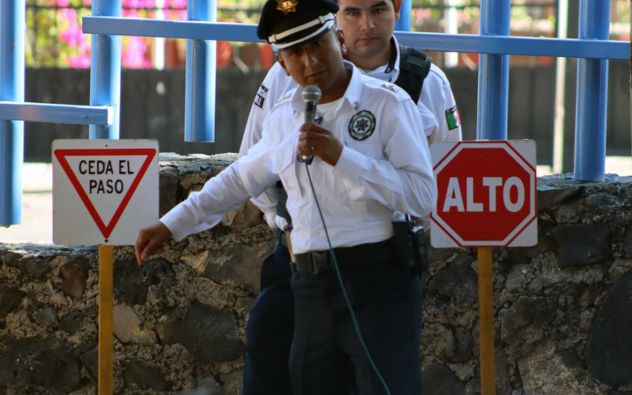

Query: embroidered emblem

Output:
[276, 0, 298, 14]
[445, 106, 461, 130]
[254, 84, 269, 108]
[348, 110, 376, 141]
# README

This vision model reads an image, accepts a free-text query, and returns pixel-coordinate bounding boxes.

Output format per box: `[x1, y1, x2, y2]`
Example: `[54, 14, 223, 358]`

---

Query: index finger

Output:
[134, 233, 149, 265]
[299, 123, 328, 133]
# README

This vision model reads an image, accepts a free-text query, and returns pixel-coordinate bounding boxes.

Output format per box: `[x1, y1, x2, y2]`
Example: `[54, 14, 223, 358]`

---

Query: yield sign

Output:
[53, 139, 159, 245]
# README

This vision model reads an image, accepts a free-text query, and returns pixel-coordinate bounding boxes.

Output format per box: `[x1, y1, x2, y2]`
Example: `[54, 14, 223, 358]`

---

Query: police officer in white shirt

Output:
[241, 1, 460, 394]
[242, 0, 461, 158]
[135, 0, 436, 393]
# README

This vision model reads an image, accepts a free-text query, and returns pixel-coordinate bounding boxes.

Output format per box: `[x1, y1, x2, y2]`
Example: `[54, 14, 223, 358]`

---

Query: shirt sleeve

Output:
[238, 63, 294, 228]
[420, 65, 462, 144]
[239, 63, 293, 156]
[416, 100, 438, 138]
[334, 97, 437, 219]
[161, 137, 280, 241]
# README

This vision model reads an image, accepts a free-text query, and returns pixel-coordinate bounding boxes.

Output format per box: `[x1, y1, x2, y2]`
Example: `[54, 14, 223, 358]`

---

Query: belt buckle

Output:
[310, 251, 329, 274]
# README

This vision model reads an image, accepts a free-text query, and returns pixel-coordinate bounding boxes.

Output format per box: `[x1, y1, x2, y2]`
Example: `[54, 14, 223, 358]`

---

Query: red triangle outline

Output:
[54, 148, 157, 240]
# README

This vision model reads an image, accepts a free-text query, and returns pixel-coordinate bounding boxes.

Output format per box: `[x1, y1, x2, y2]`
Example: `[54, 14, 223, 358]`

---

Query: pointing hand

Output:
[134, 222, 172, 265]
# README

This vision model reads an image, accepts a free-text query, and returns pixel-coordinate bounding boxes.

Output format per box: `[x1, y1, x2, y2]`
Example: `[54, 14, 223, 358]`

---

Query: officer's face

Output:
[336, 0, 397, 69]
[277, 29, 349, 103]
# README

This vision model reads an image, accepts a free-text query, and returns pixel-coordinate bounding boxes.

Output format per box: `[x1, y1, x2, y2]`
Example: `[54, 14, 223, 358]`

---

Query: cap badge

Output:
[276, 0, 298, 14]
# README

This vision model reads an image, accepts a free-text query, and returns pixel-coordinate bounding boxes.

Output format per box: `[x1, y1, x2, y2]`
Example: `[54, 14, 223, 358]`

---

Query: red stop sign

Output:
[431, 141, 537, 247]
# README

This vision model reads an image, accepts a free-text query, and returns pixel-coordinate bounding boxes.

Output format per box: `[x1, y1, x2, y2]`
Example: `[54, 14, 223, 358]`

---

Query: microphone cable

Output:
[304, 162, 393, 395]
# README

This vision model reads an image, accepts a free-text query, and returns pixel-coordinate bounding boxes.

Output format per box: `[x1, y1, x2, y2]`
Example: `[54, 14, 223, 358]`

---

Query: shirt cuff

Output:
[160, 210, 187, 242]
[264, 212, 277, 229]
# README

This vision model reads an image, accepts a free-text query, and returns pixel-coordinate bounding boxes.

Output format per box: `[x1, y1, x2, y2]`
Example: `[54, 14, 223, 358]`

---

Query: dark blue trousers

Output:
[242, 240, 294, 395]
[289, 260, 422, 395]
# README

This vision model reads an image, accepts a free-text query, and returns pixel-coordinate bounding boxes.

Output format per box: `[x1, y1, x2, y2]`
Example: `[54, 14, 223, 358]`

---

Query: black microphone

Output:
[299, 85, 321, 164]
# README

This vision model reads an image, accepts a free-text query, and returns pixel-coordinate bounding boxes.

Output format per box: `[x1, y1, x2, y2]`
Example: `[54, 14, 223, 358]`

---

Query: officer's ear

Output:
[336, 28, 346, 56]
[276, 53, 291, 76]
[392, 0, 401, 19]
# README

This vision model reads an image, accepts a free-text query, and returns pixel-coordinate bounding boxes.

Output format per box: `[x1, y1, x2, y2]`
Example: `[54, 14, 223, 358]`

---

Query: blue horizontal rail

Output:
[395, 32, 629, 61]
[0, 102, 112, 125]
[83, 16, 630, 60]
[83, 17, 261, 42]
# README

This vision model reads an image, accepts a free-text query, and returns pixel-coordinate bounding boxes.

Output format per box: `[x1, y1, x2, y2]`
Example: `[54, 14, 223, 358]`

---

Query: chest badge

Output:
[348, 110, 376, 141]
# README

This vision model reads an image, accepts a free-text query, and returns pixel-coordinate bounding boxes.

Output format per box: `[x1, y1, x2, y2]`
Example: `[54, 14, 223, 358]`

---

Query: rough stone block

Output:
[158, 302, 243, 364]
[553, 223, 611, 266]
[0, 287, 25, 317]
[586, 271, 632, 389]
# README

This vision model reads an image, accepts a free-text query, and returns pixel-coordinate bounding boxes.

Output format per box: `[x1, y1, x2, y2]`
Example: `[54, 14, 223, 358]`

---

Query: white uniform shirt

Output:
[162, 63, 437, 254]
[240, 39, 460, 227]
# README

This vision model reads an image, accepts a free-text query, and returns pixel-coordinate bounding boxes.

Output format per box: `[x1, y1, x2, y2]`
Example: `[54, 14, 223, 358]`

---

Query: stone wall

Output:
[1, 155, 632, 394]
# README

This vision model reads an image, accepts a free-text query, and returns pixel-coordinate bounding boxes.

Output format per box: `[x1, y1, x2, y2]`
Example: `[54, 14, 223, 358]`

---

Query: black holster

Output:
[392, 219, 428, 276]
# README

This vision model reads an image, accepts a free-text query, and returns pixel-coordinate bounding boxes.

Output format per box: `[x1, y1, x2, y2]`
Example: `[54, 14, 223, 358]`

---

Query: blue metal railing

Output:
[477, 0, 510, 140]
[0, 0, 629, 225]
[0, 0, 25, 225]
[185, 0, 216, 142]
[89, 0, 121, 140]
[80, 17, 628, 60]
[574, 0, 611, 181]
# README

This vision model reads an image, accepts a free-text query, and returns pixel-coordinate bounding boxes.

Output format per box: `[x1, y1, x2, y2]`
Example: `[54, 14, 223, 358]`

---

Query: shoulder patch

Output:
[253, 84, 269, 108]
[445, 106, 461, 130]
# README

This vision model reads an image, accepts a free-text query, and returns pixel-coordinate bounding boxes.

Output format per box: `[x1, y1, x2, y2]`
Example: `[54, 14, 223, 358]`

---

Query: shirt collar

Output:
[385, 36, 400, 73]
[361, 36, 401, 83]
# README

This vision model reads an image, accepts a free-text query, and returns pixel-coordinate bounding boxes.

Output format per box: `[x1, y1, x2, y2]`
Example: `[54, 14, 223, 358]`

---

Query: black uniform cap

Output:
[257, 0, 339, 50]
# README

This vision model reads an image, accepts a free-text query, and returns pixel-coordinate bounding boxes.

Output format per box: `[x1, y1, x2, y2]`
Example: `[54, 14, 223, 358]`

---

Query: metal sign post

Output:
[98, 244, 114, 395]
[477, 246, 495, 395]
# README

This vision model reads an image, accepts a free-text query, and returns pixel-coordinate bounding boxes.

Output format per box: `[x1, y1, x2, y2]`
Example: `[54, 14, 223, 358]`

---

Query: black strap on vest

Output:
[394, 45, 432, 103]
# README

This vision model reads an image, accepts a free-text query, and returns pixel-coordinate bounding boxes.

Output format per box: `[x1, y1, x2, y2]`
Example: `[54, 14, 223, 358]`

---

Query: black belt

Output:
[294, 238, 395, 275]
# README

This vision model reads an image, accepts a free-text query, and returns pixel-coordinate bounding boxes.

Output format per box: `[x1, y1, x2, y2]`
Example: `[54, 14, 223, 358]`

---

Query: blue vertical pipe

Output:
[89, 0, 121, 139]
[476, 0, 511, 140]
[395, 0, 411, 31]
[573, 0, 610, 181]
[185, 0, 216, 142]
[0, 0, 25, 226]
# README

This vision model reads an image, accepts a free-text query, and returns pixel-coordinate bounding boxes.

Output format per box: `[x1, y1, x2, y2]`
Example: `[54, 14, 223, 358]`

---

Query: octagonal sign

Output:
[430, 140, 537, 248]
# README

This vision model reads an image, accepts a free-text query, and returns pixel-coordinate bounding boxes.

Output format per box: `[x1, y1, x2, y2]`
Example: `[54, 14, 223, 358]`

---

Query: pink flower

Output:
[123, 9, 139, 18]
[168, 0, 186, 9]
[123, 37, 151, 68]
[68, 55, 91, 69]
[60, 26, 83, 47]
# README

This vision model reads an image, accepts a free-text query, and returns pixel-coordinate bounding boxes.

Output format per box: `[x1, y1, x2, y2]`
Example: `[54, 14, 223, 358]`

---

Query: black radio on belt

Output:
[392, 215, 428, 276]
